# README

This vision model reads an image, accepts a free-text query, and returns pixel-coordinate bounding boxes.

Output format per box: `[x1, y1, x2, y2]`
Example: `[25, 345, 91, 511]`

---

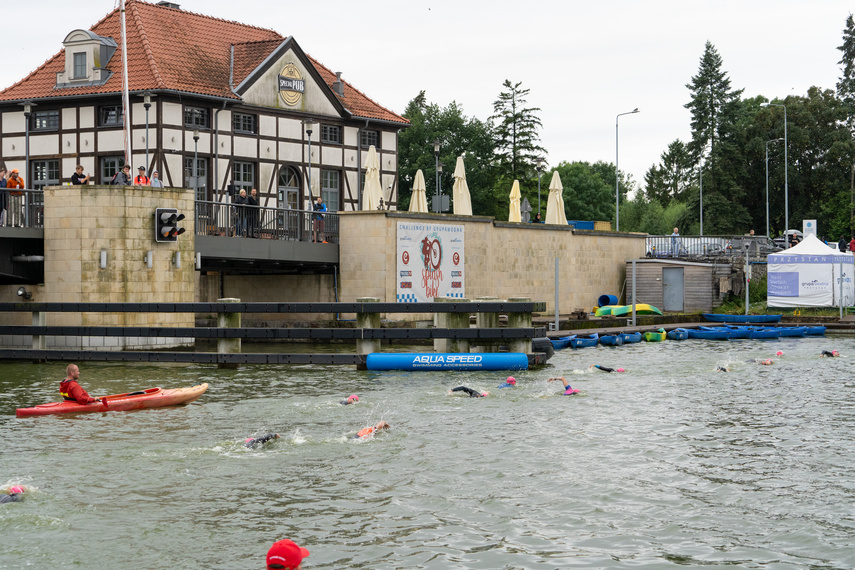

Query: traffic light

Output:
[155, 208, 186, 242]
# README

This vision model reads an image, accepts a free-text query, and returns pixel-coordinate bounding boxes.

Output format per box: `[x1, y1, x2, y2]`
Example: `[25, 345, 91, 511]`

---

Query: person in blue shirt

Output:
[497, 376, 517, 388]
[312, 196, 328, 243]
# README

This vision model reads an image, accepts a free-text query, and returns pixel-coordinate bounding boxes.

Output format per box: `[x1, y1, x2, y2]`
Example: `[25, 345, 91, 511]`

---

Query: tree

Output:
[644, 140, 694, 206]
[490, 80, 547, 197]
[837, 13, 855, 236]
[550, 161, 613, 222]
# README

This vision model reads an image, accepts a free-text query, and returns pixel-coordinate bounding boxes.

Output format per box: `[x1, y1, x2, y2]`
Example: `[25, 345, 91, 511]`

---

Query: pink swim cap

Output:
[10, 486, 23, 494]
[245, 438, 253, 443]
[616, 368, 625, 373]
[349, 395, 359, 402]
[775, 351, 783, 356]
[506, 377, 516, 384]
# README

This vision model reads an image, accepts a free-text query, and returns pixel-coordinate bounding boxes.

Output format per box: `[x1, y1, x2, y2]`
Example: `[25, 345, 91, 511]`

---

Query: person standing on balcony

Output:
[6, 169, 25, 227]
[71, 165, 90, 185]
[0, 168, 7, 227]
[150, 170, 164, 188]
[134, 166, 150, 186]
[312, 195, 327, 243]
[234, 188, 249, 237]
[670, 227, 680, 256]
[111, 164, 132, 186]
[248, 188, 260, 238]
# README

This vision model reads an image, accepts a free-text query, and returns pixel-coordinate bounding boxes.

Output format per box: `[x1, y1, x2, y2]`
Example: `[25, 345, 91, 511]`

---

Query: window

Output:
[184, 107, 209, 128]
[321, 125, 341, 144]
[73, 52, 87, 79]
[32, 110, 59, 131]
[101, 156, 125, 184]
[321, 169, 340, 210]
[277, 165, 300, 210]
[233, 113, 256, 134]
[360, 129, 378, 148]
[32, 160, 60, 190]
[233, 161, 254, 194]
[184, 157, 208, 201]
[99, 106, 123, 126]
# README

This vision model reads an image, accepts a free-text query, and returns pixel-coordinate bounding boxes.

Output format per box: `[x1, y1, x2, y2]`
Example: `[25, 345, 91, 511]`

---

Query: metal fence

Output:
[1, 189, 43, 228]
[646, 235, 781, 261]
[194, 200, 339, 243]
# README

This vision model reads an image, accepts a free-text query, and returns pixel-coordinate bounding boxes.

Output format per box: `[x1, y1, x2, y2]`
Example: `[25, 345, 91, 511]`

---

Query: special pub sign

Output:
[278, 62, 305, 106]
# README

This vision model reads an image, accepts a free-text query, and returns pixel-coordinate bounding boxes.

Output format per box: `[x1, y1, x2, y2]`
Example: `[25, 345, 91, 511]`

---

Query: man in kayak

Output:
[351, 420, 390, 439]
[497, 377, 517, 388]
[59, 364, 101, 405]
[448, 386, 488, 397]
[267, 538, 310, 570]
[1, 486, 25, 504]
[245, 433, 280, 448]
[340, 394, 359, 405]
[590, 365, 625, 373]
[548, 377, 581, 395]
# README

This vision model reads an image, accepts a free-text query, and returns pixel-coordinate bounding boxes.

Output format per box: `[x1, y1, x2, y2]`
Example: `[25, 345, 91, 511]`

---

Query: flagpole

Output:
[120, 0, 132, 167]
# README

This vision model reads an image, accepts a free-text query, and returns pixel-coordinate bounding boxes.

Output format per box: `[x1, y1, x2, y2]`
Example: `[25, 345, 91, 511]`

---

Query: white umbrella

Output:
[508, 179, 522, 222]
[409, 169, 428, 213]
[362, 145, 382, 210]
[545, 171, 567, 225]
[451, 156, 473, 215]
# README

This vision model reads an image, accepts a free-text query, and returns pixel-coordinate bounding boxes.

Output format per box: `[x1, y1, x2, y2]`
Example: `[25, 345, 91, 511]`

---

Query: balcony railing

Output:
[194, 200, 339, 244]
[1, 189, 43, 228]
[646, 235, 781, 261]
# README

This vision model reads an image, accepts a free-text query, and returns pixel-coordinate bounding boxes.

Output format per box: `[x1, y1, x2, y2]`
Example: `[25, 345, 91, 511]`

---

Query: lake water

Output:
[2, 335, 854, 569]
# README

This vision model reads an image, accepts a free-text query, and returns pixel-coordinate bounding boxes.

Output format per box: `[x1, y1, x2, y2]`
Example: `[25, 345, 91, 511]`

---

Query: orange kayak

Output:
[16, 383, 209, 418]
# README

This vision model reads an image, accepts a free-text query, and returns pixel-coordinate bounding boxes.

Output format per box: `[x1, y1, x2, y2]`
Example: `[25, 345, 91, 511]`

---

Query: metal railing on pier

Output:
[1, 189, 43, 228]
[195, 200, 339, 244]
[645, 235, 781, 262]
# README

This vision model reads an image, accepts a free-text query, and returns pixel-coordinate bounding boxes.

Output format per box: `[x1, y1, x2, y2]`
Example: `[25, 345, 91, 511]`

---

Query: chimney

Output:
[333, 72, 344, 97]
[157, 1, 181, 9]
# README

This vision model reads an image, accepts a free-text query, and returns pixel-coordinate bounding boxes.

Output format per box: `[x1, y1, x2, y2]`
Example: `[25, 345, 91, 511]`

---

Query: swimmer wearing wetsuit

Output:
[590, 365, 625, 373]
[449, 386, 488, 397]
[340, 394, 359, 405]
[717, 366, 728, 372]
[821, 350, 840, 357]
[245, 433, 279, 448]
[1, 486, 24, 504]
[351, 420, 390, 439]
[497, 377, 517, 388]
[547, 377, 580, 395]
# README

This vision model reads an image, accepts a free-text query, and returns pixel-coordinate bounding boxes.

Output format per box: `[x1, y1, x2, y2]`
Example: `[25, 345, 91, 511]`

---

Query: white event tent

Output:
[767, 233, 855, 307]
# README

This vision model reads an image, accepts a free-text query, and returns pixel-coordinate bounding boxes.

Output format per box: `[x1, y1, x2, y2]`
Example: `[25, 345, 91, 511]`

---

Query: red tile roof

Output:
[0, 0, 407, 125]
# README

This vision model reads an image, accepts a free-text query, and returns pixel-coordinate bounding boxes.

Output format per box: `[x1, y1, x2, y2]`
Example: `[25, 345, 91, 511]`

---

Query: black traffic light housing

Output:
[155, 208, 186, 242]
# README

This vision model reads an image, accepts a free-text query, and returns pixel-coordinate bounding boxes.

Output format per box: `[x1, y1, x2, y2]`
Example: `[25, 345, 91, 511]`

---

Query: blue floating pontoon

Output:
[365, 353, 529, 371]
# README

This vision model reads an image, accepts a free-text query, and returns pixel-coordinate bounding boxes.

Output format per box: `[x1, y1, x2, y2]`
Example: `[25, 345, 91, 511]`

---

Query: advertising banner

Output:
[396, 222, 464, 302]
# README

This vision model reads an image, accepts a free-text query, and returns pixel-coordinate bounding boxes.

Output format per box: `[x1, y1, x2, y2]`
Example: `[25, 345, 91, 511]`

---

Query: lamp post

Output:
[763, 102, 788, 248]
[699, 154, 704, 236]
[437, 161, 444, 212]
[615, 108, 639, 232]
[536, 158, 545, 216]
[193, 128, 199, 201]
[303, 119, 315, 203]
[433, 140, 441, 212]
[22, 101, 33, 187]
[143, 92, 152, 173]
[765, 138, 784, 239]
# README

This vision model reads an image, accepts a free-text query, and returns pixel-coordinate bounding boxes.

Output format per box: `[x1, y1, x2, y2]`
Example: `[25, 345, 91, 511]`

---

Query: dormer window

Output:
[56, 29, 116, 88]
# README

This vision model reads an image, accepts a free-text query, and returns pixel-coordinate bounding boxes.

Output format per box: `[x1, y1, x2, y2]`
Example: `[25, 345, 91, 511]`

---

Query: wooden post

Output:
[507, 296, 532, 354]
[356, 297, 380, 355]
[433, 297, 470, 353]
[217, 298, 241, 369]
[474, 296, 501, 353]
[32, 310, 46, 362]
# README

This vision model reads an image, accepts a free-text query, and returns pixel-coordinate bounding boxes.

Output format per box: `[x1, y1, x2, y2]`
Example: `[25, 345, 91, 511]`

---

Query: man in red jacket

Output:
[59, 364, 100, 404]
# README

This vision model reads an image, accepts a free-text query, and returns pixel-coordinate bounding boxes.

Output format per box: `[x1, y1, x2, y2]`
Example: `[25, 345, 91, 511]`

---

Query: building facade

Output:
[0, 0, 408, 212]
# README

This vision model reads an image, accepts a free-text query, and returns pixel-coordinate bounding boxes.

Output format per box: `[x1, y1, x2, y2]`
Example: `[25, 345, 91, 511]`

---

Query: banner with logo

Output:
[396, 222, 464, 302]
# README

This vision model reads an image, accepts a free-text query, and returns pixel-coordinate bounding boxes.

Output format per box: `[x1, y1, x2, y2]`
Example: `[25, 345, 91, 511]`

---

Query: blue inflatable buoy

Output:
[365, 353, 529, 371]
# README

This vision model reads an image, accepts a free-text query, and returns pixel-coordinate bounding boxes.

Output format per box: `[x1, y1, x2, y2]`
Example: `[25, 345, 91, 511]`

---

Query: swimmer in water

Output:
[340, 394, 359, 405]
[448, 386, 489, 397]
[821, 350, 840, 357]
[547, 377, 580, 395]
[717, 366, 728, 372]
[776, 351, 784, 356]
[1, 486, 25, 504]
[497, 377, 517, 388]
[245, 433, 280, 448]
[590, 365, 625, 373]
[351, 420, 390, 439]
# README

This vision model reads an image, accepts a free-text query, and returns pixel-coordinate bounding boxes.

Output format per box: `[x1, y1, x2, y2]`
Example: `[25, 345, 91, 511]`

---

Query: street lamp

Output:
[437, 161, 444, 212]
[22, 101, 34, 187]
[433, 140, 441, 212]
[765, 138, 784, 239]
[763, 102, 789, 248]
[193, 128, 199, 201]
[615, 108, 639, 232]
[536, 158, 545, 216]
[143, 91, 152, 173]
[303, 119, 315, 202]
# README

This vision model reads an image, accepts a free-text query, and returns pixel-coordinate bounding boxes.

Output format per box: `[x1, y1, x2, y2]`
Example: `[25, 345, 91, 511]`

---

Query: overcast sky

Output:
[2, 0, 853, 189]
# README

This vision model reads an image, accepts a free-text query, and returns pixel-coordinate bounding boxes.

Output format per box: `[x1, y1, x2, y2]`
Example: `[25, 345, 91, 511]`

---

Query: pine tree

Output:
[837, 13, 855, 235]
[490, 80, 547, 185]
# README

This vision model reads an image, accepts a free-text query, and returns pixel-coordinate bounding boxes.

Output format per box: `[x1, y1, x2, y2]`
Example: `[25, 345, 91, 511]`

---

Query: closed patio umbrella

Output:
[362, 145, 382, 210]
[451, 156, 473, 215]
[508, 179, 522, 222]
[409, 169, 428, 213]
[545, 171, 567, 225]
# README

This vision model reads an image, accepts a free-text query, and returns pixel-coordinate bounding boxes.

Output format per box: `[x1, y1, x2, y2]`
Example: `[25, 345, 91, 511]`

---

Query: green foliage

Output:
[550, 161, 612, 222]
[490, 80, 547, 197]
[620, 194, 687, 234]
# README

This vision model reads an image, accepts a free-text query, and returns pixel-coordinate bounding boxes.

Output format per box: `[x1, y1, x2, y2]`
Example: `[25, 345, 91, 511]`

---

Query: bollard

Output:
[474, 296, 501, 353]
[433, 297, 470, 353]
[32, 310, 46, 363]
[356, 297, 381, 355]
[217, 298, 241, 369]
[507, 297, 532, 355]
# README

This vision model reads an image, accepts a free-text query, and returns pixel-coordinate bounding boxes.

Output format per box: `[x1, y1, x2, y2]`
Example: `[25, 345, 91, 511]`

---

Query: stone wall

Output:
[338, 211, 647, 318]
